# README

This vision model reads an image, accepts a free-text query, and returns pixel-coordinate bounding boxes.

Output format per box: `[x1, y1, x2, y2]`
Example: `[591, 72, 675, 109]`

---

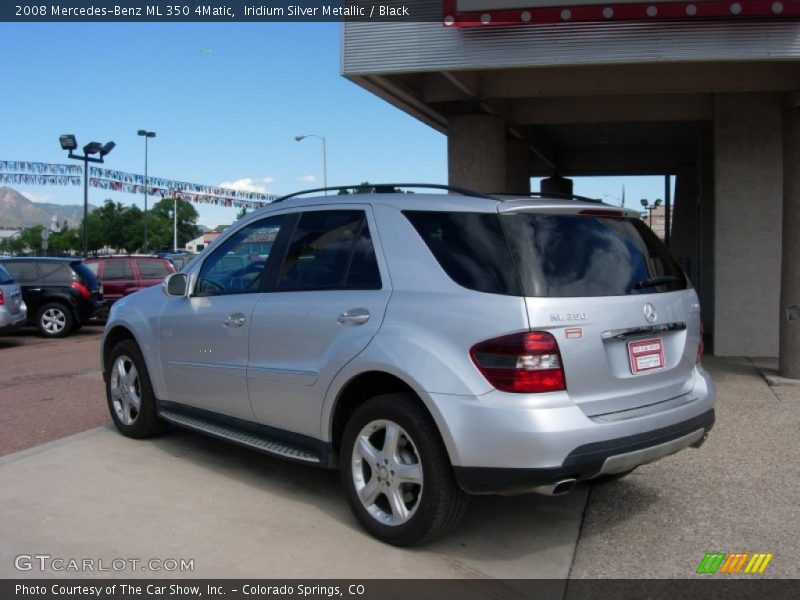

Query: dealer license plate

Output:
[628, 338, 665, 374]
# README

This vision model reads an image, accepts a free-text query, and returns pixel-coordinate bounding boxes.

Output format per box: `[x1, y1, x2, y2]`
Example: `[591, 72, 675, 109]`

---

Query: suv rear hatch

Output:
[498, 201, 703, 417]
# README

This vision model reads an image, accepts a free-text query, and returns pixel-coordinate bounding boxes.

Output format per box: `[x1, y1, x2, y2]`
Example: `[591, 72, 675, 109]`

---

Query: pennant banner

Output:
[0, 173, 82, 186]
[89, 178, 271, 210]
[0, 161, 84, 176]
[89, 167, 278, 207]
[1, 160, 278, 210]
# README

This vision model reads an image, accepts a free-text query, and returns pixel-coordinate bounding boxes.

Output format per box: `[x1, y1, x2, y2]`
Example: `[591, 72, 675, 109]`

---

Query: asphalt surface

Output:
[0, 325, 109, 456]
[0, 329, 798, 579]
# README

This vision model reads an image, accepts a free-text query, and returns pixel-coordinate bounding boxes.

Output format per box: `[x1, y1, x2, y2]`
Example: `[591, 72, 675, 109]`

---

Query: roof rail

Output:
[490, 191, 603, 204]
[273, 183, 496, 203]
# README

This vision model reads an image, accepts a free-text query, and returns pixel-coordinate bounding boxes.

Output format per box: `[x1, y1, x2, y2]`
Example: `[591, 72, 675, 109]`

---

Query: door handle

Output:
[224, 313, 247, 328]
[338, 309, 370, 325]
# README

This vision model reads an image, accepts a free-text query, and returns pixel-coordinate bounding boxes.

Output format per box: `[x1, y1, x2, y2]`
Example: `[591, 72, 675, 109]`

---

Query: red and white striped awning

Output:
[442, 0, 800, 27]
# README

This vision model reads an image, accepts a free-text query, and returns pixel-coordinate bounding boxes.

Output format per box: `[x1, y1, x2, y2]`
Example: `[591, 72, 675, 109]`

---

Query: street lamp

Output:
[137, 129, 156, 252]
[295, 134, 328, 195]
[641, 198, 663, 232]
[59, 134, 115, 256]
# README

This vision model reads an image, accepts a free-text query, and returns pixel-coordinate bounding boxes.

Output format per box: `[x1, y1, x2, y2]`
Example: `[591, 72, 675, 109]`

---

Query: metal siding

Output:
[343, 19, 800, 74]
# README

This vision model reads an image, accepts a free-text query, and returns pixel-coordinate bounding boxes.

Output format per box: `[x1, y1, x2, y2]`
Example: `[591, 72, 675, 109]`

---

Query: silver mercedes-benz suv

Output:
[102, 184, 715, 546]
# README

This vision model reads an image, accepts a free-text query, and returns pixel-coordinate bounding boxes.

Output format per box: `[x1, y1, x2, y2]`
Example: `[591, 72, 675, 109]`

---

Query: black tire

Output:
[592, 468, 636, 484]
[36, 302, 75, 338]
[105, 339, 168, 439]
[340, 393, 469, 546]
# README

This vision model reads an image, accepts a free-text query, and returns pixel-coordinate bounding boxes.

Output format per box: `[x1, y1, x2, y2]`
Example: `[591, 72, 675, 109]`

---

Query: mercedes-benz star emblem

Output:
[644, 303, 657, 324]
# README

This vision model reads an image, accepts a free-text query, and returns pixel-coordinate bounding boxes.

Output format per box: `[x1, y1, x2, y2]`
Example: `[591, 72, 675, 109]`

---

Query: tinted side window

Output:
[84, 262, 100, 275]
[42, 264, 73, 284]
[103, 260, 133, 280]
[403, 211, 521, 296]
[278, 210, 381, 291]
[0, 265, 13, 284]
[2, 262, 41, 284]
[137, 260, 171, 279]
[197, 214, 284, 296]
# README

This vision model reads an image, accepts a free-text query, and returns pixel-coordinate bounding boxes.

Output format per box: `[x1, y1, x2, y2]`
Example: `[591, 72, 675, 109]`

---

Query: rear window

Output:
[501, 213, 688, 297]
[404, 211, 687, 297]
[0, 265, 13, 284]
[71, 262, 100, 288]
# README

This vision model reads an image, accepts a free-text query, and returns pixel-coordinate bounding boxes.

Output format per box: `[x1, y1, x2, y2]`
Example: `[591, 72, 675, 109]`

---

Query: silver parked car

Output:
[0, 264, 27, 334]
[102, 185, 715, 546]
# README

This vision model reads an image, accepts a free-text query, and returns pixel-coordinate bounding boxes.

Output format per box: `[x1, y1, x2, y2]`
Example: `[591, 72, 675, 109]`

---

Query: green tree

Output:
[235, 206, 249, 220]
[50, 225, 79, 254]
[92, 200, 128, 251]
[150, 198, 201, 251]
[19, 225, 45, 254]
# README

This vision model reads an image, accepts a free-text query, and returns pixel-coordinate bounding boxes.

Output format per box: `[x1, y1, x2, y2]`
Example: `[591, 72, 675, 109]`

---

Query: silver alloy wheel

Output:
[351, 419, 424, 526]
[41, 307, 67, 335]
[109, 355, 142, 426]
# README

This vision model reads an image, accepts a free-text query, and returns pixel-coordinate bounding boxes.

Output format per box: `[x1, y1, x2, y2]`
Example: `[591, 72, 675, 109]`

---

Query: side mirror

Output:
[164, 273, 189, 297]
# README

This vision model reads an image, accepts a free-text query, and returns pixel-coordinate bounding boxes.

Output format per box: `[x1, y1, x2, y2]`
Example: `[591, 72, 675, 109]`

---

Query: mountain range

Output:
[0, 186, 94, 229]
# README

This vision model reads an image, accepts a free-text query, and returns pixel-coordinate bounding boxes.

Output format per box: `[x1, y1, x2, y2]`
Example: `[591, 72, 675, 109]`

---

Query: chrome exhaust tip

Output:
[532, 478, 577, 496]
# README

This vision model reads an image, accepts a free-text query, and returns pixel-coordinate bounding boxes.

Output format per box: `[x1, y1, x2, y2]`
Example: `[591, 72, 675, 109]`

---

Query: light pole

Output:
[137, 130, 156, 252]
[59, 134, 115, 256]
[640, 198, 663, 235]
[172, 198, 178, 252]
[295, 134, 327, 195]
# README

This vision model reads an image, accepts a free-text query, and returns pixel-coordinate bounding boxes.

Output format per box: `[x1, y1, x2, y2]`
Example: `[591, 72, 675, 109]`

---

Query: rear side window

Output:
[102, 260, 133, 280]
[0, 265, 13, 284]
[501, 214, 688, 297]
[278, 210, 381, 291]
[137, 260, 172, 279]
[403, 211, 521, 296]
[2, 261, 41, 284]
[40, 263, 73, 284]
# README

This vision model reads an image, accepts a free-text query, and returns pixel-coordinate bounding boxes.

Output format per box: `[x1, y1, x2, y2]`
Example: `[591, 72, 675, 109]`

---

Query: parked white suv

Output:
[102, 185, 715, 545]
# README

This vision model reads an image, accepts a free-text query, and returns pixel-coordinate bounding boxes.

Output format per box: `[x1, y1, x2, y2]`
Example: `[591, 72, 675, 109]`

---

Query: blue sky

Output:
[0, 22, 664, 228]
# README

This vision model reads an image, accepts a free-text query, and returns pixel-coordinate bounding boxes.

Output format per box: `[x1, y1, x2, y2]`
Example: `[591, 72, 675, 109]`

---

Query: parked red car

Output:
[84, 256, 176, 305]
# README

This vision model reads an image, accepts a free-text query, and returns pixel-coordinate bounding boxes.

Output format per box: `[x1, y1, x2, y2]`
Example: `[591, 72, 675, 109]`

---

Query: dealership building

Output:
[343, 0, 800, 376]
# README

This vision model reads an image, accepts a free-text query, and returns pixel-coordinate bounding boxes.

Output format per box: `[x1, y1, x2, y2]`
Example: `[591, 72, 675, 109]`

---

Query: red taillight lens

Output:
[0, 289, 4, 305]
[71, 280, 91, 299]
[696, 321, 704, 364]
[470, 331, 566, 393]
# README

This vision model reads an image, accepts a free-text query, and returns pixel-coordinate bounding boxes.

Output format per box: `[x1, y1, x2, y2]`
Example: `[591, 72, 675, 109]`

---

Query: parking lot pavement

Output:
[1, 345, 797, 580]
[0, 425, 588, 579]
[0, 325, 109, 456]
[570, 356, 800, 579]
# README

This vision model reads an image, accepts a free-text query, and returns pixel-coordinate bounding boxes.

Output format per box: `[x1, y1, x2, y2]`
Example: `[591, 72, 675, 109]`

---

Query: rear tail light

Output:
[696, 321, 704, 364]
[470, 331, 566, 393]
[0, 289, 4, 305]
[71, 280, 91, 299]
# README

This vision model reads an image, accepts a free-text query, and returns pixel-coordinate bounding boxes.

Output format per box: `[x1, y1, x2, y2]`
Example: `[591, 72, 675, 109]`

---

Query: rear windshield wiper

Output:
[634, 275, 677, 289]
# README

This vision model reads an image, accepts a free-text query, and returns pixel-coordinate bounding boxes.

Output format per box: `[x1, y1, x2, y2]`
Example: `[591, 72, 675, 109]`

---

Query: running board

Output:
[159, 408, 321, 464]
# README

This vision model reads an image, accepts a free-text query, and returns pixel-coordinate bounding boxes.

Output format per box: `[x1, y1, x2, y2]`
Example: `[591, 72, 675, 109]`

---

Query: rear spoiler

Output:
[497, 200, 641, 219]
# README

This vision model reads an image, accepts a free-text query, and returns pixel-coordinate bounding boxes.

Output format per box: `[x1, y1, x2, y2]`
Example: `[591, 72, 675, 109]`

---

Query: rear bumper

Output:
[454, 409, 714, 494]
[0, 303, 27, 333]
[425, 365, 716, 494]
